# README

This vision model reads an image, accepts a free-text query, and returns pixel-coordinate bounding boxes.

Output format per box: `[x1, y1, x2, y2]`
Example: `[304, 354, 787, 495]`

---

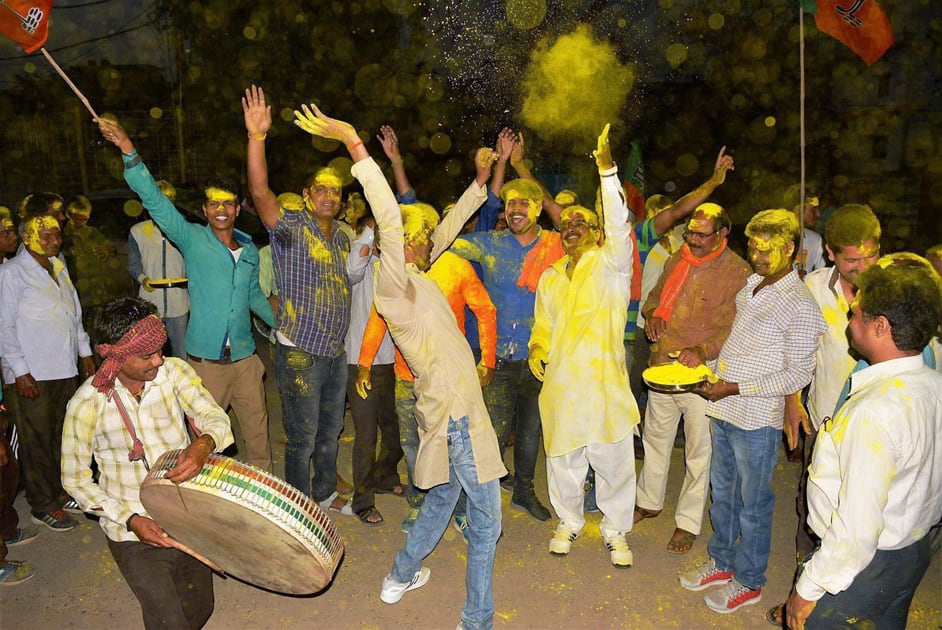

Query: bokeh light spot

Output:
[24, 62, 36, 74]
[666, 43, 688, 67]
[507, 0, 547, 30]
[708, 13, 725, 30]
[327, 157, 354, 186]
[765, 116, 776, 127]
[383, 0, 417, 16]
[430, 132, 452, 155]
[123, 199, 144, 218]
[445, 158, 463, 177]
[243, 26, 257, 40]
[675, 153, 699, 177]
[280, 107, 296, 123]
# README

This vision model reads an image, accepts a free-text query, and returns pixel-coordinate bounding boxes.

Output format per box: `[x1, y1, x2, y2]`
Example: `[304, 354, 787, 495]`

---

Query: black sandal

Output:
[356, 506, 384, 526]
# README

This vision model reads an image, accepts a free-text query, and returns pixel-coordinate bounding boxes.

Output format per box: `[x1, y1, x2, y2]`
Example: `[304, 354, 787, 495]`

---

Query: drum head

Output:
[141, 456, 343, 595]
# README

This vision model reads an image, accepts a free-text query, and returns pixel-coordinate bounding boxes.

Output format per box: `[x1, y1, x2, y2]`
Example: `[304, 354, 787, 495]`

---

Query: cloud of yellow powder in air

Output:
[521, 25, 636, 145]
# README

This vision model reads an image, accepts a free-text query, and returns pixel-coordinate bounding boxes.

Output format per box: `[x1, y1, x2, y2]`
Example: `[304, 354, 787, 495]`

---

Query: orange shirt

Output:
[358, 251, 497, 381]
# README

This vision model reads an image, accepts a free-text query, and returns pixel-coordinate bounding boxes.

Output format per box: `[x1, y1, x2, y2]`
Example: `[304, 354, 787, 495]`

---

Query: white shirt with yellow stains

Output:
[530, 165, 640, 457]
[797, 354, 942, 601]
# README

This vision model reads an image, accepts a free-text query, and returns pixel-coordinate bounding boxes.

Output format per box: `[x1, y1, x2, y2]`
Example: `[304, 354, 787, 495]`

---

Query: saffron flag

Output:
[0, 0, 52, 54]
[622, 140, 646, 222]
[813, 0, 894, 66]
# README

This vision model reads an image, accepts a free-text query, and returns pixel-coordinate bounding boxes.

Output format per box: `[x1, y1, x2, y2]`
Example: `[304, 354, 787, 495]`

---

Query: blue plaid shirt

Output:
[708, 271, 826, 430]
[268, 210, 351, 357]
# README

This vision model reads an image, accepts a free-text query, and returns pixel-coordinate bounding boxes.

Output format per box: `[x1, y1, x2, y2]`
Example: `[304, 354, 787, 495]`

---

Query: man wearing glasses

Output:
[633, 203, 751, 554]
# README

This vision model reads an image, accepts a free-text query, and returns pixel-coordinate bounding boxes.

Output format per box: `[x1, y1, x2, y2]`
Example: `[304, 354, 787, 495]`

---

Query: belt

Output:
[189, 349, 233, 365]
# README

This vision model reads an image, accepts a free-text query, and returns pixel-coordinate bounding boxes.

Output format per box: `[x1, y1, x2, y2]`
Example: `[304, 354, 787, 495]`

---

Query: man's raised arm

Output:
[243, 85, 282, 229]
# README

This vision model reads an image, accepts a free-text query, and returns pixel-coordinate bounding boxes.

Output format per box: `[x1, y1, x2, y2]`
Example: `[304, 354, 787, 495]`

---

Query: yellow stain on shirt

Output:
[303, 227, 331, 263]
[283, 298, 297, 323]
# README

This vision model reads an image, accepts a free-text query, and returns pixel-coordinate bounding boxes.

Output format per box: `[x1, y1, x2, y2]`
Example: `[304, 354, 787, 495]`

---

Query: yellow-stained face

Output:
[559, 207, 600, 257]
[504, 191, 541, 235]
[304, 172, 343, 222]
[684, 211, 726, 257]
[202, 187, 240, 230]
[23, 216, 62, 257]
[826, 239, 880, 286]
[748, 233, 793, 277]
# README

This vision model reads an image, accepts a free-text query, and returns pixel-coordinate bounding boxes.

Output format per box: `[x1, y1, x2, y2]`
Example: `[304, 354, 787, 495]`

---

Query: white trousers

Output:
[546, 436, 635, 535]
[635, 391, 712, 534]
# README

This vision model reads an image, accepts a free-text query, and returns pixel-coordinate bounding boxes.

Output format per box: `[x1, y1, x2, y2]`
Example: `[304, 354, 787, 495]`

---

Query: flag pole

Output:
[799, 6, 806, 234]
[40, 47, 98, 119]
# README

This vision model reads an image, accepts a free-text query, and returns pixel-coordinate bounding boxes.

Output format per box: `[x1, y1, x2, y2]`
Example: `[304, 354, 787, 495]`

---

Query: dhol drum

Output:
[140, 450, 344, 595]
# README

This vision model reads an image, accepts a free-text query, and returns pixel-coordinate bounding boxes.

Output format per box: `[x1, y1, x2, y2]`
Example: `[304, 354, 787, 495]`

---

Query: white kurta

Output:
[530, 166, 640, 457]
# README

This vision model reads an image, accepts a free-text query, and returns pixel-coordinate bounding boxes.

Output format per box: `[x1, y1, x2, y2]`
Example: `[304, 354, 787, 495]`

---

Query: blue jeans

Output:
[390, 416, 501, 630]
[706, 418, 779, 590]
[483, 358, 542, 494]
[274, 343, 347, 502]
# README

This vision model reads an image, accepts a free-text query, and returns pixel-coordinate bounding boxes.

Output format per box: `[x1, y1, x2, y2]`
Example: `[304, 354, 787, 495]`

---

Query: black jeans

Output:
[482, 358, 542, 493]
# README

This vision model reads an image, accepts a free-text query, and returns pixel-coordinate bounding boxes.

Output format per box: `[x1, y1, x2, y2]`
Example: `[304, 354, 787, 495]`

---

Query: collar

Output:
[848, 355, 926, 397]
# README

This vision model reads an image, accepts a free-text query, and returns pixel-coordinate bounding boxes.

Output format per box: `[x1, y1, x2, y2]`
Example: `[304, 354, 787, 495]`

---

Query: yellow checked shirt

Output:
[61, 357, 234, 543]
[530, 165, 640, 457]
[352, 157, 506, 489]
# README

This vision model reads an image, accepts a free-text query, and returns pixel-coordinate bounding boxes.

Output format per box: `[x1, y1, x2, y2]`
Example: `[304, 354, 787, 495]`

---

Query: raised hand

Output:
[97, 117, 134, 154]
[242, 85, 272, 137]
[377, 125, 402, 162]
[293, 103, 358, 145]
[711, 146, 734, 185]
[495, 128, 516, 161]
[593, 123, 613, 169]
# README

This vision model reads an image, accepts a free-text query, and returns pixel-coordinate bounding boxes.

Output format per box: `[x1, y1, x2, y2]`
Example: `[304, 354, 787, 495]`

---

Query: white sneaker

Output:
[678, 558, 734, 591]
[549, 521, 580, 556]
[602, 531, 633, 568]
[379, 567, 431, 604]
[703, 578, 762, 613]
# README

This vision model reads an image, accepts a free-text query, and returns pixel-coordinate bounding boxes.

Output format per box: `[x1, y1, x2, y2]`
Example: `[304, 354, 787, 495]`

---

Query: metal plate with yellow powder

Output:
[642, 362, 716, 393]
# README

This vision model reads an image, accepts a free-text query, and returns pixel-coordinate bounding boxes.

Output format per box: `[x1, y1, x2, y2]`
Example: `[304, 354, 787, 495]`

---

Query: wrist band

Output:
[248, 132, 267, 141]
[347, 140, 364, 152]
[126, 513, 138, 531]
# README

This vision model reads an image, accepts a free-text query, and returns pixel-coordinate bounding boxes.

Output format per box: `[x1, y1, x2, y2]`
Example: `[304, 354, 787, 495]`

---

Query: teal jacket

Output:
[123, 154, 274, 361]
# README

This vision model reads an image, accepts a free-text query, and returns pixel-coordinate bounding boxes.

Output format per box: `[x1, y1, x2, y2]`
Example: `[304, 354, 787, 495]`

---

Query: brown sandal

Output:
[666, 527, 697, 554]
[765, 603, 785, 627]
[356, 506, 384, 526]
[633, 505, 662, 525]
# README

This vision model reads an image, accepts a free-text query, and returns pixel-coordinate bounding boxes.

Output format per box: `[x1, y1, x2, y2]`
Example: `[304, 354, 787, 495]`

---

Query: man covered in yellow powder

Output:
[98, 117, 275, 474]
[243, 86, 353, 514]
[765, 202, 882, 626]
[633, 201, 750, 554]
[527, 124, 639, 568]
[680, 209, 825, 615]
[784, 262, 942, 629]
[0, 214, 96, 532]
[293, 102, 506, 629]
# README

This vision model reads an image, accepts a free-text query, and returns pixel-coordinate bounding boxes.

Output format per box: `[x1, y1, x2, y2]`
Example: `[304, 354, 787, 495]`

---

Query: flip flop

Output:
[765, 603, 785, 626]
[666, 527, 697, 554]
[319, 491, 354, 516]
[356, 506, 384, 526]
[633, 506, 661, 525]
[376, 484, 404, 497]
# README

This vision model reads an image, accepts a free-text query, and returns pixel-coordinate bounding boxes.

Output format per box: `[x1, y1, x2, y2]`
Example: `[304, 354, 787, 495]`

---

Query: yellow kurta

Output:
[530, 167, 640, 457]
[351, 157, 507, 488]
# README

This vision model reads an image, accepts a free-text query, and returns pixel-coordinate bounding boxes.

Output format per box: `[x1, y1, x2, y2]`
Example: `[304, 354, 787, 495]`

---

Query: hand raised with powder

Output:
[510, 131, 526, 167]
[593, 123, 614, 170]
[474, 147, 496, 185]
[710, 146, 734, 185]
[293, 103, 358, 145]
[242, 85, 272, 137]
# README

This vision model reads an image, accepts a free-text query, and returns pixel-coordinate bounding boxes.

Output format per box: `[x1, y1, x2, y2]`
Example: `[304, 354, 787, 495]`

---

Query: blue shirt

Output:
[123, 155, 274, 361]
[451, 228, 549, 360]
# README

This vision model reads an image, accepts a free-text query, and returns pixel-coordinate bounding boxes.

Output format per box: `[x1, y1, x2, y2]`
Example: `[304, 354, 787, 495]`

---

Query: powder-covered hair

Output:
[499, 178, 543, 204]
[745, 209, 800, 249]
[399, 203, 439, 242]
[824, 203, 881, 253]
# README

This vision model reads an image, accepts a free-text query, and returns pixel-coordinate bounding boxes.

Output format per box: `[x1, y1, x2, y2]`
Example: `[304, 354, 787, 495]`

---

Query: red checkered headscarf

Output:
[92, 315, 167, 394]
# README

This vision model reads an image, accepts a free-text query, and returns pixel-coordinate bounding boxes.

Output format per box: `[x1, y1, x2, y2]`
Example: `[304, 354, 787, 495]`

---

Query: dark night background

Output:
[1, 0, 939, 251]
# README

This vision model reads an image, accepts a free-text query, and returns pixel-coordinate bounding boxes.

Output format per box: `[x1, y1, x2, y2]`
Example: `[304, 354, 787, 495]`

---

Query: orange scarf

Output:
[517, 230, 565, 293]
[652, 240, 727, 321]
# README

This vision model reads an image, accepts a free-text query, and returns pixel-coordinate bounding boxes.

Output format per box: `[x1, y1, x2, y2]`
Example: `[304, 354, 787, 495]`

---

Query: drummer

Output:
[61, 296, 234, 630]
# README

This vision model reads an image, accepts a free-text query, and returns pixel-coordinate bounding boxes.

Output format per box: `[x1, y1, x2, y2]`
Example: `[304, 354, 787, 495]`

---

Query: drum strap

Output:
[109, 390, 150, 471]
